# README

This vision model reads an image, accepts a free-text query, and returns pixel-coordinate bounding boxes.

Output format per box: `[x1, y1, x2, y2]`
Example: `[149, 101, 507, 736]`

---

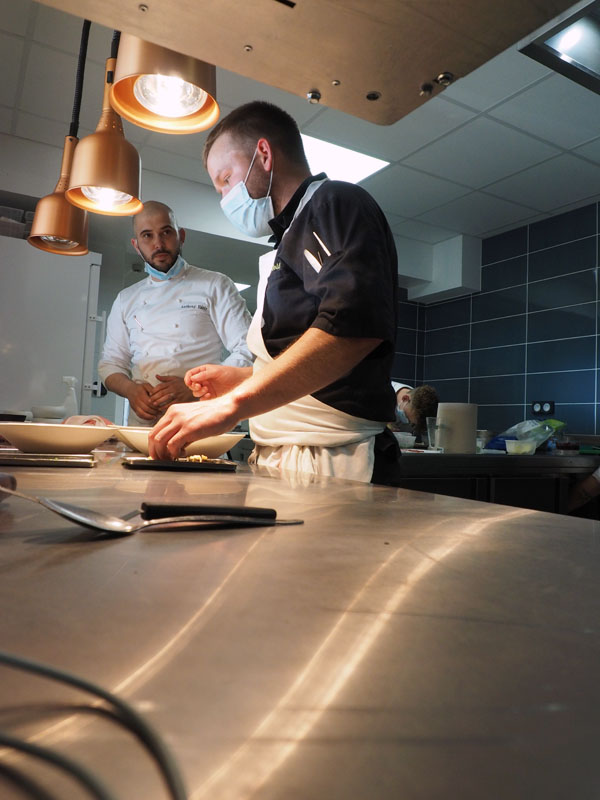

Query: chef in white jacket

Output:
[98, 201, 253, 425]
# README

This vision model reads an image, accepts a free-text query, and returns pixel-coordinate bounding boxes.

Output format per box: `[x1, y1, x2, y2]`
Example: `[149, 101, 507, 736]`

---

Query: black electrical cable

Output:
[69, 19, 91, 139]
[1, 699, 183, 799]
[0, 650, 188, 800]
[110, 30, 121, 61]
[0, 732, 115, 800]
[0, 760, 60, 800]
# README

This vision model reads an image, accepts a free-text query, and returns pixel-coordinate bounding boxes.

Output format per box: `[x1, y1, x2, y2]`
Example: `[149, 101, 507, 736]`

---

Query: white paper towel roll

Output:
[436, 403, 478, 453]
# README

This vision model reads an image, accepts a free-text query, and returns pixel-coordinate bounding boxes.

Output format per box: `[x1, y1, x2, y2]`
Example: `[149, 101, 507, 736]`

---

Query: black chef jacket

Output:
[265, 174, 398, 423]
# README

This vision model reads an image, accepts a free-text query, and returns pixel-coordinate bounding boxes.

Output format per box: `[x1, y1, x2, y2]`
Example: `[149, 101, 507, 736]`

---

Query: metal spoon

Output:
[0, 483, 302, 534]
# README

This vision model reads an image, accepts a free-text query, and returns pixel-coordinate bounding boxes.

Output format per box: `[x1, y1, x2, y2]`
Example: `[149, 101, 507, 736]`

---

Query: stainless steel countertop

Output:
[1, 454, 599, 799]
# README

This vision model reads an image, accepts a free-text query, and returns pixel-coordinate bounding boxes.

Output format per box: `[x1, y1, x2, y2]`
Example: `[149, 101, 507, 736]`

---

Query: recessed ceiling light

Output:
[301, 134, 388, 184]
[520, 1, 600, 96]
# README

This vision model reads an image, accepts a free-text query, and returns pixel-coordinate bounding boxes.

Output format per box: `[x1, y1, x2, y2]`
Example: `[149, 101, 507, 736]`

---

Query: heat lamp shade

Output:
[28, 192, 89, 255]
[66, 129, 143, 216]
[110, 33, 219, 134]
[28, 135, 89, 255]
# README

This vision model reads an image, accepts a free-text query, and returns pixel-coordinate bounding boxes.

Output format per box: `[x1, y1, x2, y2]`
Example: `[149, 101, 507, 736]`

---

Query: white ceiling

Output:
[2, 0, 600, 254]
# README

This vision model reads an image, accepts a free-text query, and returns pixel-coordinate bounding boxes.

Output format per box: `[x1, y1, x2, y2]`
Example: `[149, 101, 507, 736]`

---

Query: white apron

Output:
[247, 185, 384, 482]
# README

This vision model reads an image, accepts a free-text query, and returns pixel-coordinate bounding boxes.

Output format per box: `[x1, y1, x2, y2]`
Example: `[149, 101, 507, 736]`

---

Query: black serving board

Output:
[122, 456, 237, 472]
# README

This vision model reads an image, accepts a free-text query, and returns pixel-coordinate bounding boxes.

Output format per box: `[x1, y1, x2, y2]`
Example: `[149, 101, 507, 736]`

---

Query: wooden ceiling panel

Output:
[37, 0, 577, 124]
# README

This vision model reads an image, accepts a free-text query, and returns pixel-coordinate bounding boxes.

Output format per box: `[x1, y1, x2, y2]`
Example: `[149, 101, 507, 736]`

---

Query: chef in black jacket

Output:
[150, 101, 399, 483]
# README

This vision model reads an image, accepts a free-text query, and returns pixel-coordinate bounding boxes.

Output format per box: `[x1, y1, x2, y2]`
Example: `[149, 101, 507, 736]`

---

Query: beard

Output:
[147, 247, 179, 271]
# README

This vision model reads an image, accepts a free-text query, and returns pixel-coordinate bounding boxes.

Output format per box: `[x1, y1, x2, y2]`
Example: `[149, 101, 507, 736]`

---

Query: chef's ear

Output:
[256, 137, 273, 171]
[131, 238, 141, 257]
[178, 227, 186, 245]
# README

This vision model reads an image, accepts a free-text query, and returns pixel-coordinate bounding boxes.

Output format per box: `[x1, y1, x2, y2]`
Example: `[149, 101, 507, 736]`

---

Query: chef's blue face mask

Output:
[144, 254, 185, 281]
[395, 406, 410, 424]
[220, 145, 274, 238]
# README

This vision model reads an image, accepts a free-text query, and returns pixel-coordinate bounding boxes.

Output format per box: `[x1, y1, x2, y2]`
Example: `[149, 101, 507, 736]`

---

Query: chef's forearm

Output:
[103, 372, 137, 399]
[229, 328, 382, 420]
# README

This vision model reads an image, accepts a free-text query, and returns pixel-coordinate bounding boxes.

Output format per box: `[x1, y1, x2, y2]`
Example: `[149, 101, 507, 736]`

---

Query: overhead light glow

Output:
[235, 283, 251, 292]
[521, 4, 600, 96]
[301, 134, 388, 184]
[80, 186, 133, 211]
[133, 74, 208, 118]
[556, 23, 583, 54]
[110, 33, 219, 134]
[40, 235, 79, 250]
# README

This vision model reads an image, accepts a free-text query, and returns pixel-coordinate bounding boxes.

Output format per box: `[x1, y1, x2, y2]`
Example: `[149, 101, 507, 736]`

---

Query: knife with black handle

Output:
[140, 502, 278, 521]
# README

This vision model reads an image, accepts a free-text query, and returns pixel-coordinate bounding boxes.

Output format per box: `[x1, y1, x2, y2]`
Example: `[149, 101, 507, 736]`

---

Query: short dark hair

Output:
[410, 385, 439, 432]
[203, 100, 309, 169]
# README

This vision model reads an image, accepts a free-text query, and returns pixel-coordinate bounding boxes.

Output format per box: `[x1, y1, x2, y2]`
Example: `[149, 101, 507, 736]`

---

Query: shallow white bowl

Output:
[0, 422, 115, 454]
[393, 432, 416, 448]
[117, 427, 244, 458]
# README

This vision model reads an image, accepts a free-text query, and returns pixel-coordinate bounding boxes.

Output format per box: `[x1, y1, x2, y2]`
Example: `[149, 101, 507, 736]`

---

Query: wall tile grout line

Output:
[467, 293, 472, 404]
[524, 223, 529, 422]
[594, 203, 600, 434]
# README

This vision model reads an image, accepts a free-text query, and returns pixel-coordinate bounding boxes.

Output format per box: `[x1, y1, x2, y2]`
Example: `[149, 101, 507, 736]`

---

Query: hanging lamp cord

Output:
[69, 19, 91, 138]
[105, 29, 121, 87]
[110, 29, 121, 60]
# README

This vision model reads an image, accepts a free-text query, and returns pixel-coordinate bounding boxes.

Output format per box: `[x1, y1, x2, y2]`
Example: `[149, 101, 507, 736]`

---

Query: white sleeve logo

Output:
[304, 230, 332, 273]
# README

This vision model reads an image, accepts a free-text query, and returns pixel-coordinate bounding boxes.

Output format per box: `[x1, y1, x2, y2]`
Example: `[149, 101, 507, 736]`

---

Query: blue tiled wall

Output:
[393, 290, 425, 388]
[393, 203, 599, 434]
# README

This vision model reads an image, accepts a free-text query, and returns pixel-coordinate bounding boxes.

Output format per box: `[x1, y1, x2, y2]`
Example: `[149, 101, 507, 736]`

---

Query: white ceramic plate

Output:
[0, 422, 115, 454]
[116, 427, 245, 458]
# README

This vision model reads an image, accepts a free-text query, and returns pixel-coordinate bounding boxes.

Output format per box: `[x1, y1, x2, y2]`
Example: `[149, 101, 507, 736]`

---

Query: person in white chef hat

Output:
[149, 101, 400, 483]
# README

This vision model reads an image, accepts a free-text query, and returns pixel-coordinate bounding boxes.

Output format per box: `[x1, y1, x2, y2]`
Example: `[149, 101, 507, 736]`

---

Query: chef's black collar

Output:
[268, 172, 328, 246]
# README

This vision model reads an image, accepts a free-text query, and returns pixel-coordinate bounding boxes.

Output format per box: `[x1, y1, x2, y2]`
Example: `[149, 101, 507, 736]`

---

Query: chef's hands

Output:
[126, 381, 161, 421]
[148, 394, 239, 460]
[149, 375, 194, 408]
[105, 373, 194, 422]
[185, 364, 250, 400]
[148, 366, 251, 459]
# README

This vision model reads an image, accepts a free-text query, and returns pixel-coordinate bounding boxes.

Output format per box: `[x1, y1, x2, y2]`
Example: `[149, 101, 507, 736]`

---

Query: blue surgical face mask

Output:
[395, 406, 410, 424]
[220, 146, 274, 238]
[144, 254, 185, 281]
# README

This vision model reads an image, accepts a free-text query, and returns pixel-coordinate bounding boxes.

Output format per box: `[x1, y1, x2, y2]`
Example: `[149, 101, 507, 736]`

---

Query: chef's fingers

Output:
[189, 381, 210, 398]
[149, 411, 183, 459]
[184, 365, 207, 387]
[129, 383, 160, 419]
[151, 430, 185, 460]
[154, 385, 194, 407]
[149, 386, 176, 404]
[130, 397, 160, 420]
[184, 363, 222, 389]
[148, 425, 172, 460]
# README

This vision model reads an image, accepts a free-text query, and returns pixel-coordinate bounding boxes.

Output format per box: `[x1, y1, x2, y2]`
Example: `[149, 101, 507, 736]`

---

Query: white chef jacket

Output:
[98, 261, 252, 424]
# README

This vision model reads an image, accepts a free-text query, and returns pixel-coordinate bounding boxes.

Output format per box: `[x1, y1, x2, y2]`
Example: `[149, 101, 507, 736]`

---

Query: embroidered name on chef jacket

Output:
[178, 301, 208, 310]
